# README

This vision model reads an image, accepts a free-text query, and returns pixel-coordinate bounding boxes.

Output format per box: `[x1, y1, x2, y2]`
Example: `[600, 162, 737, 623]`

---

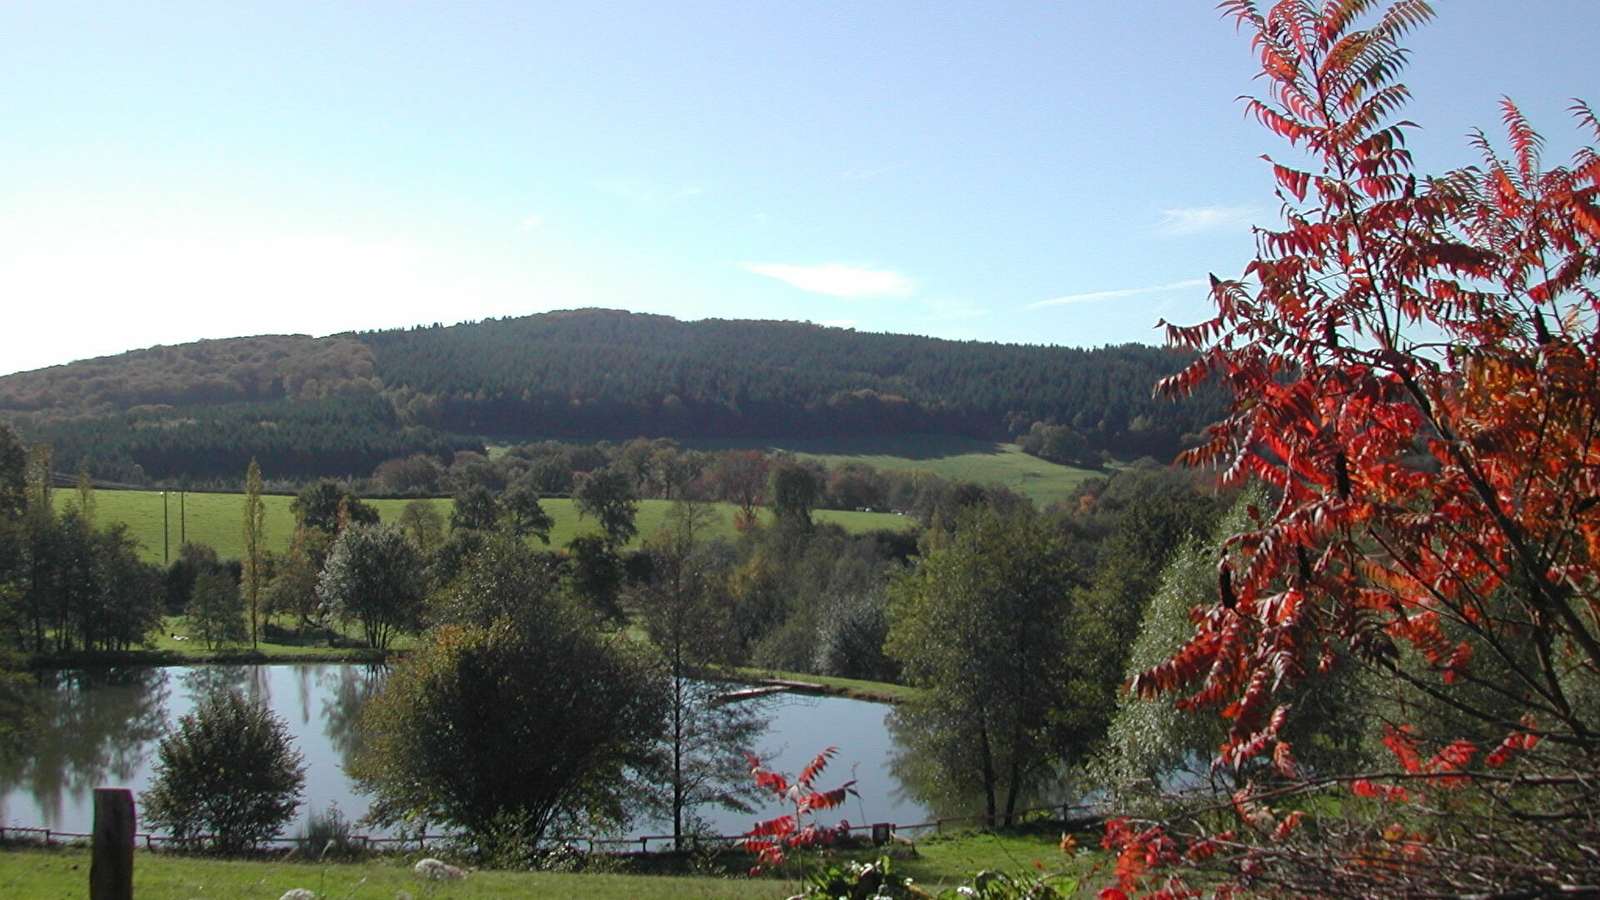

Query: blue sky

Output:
[1, 1, 1595, 376]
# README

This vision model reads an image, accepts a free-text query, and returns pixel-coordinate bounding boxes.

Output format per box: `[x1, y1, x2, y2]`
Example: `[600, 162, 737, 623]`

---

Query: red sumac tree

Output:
[1109, 1, 1600, 897]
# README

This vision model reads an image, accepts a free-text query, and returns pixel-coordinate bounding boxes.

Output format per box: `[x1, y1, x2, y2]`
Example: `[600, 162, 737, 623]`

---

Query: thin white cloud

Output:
[516, 214, 544, 232]
[742, 263, 916, 299]
[819, 319, 859, 329]
[1029, 278, 1207, 309]
[1157, 206, 1257, 236]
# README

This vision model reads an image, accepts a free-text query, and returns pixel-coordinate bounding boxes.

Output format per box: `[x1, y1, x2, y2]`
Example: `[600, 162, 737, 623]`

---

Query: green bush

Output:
[141, 690, 306, 853]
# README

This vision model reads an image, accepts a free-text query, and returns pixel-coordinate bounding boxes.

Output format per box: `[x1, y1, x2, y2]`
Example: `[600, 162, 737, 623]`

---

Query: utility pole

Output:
[162, 491, 170, 564]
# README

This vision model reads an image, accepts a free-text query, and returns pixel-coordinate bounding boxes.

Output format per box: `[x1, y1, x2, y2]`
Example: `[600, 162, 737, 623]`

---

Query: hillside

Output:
[0, 309, 1223, 482]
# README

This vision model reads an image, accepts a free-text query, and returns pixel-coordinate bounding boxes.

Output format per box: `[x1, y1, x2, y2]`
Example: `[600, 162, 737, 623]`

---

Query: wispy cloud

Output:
[819, 319, 859, 329]
[1157, 206, 1257, 236]
[1028, 278, 1207, 310]
[742, 263, 916, 299]
[516, 214, 544, 232]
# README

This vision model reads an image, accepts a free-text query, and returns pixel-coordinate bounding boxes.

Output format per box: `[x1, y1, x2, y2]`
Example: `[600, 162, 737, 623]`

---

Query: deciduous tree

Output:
[398, 498, 445, 553]
[573, 466, 639, 547]
[189, 568, 246, 649]
[635, 501, 766, 845]
[0, 420, 25, 516]
[290, 479, 378, 534]
[317, 523, 427, 649]
[769, 462, 822, 528]
[886, 507, 1082, 826]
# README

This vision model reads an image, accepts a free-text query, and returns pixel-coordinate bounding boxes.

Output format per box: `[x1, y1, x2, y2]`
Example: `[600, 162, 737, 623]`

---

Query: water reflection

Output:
[0, 664, 939, 839]
[0, 668, 168, 829]
[319, 663, 386, 764]
[176, 664, 263, 705]
[886, 704, 1070, 824]
[885, 703, 987, 821]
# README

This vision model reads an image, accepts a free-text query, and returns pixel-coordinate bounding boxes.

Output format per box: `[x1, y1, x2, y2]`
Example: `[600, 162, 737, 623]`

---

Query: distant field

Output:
[489, 433, 1103, 508]
[683, 433, 1103, 507]
[56, 490, 916, 564]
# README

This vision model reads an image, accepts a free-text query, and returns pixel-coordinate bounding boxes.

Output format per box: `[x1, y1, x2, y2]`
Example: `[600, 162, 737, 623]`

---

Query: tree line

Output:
[0, 425, 164, 655]
[13, 395, 483, 483]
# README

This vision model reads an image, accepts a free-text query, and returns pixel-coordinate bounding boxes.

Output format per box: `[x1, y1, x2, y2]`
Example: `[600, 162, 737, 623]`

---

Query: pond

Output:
[0, 664, 947, 843]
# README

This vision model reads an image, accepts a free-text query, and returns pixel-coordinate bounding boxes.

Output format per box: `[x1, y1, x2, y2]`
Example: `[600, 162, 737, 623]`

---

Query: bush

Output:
[350, 558, 665, 853]
[141, 690, 306, 853]
[297, 804, 366, 860]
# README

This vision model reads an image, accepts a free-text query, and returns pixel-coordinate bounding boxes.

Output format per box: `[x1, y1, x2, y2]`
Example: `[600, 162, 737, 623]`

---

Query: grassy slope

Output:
[672, 434, 1101, 508]
[59, 491, 916, 565]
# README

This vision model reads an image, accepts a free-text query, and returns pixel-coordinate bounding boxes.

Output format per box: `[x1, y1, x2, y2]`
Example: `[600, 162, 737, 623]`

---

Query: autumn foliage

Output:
[742, 746, 858, 872]
[1107, 0, 1600, 897]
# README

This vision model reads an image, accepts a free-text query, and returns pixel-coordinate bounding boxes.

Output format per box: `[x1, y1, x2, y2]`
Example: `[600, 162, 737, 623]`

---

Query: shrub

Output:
[141, 690, 306, 853]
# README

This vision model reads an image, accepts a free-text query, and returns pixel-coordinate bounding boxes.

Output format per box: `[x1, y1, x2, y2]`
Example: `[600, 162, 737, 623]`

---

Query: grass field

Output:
[672, 434, 1102, 508]
[56, 491, 917, 565]
[0, 848, 777, 900]
[0, 827, 1090, 899]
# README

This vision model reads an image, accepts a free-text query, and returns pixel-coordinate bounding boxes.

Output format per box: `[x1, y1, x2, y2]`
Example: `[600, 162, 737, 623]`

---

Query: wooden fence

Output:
[2, 802, 1099, 856]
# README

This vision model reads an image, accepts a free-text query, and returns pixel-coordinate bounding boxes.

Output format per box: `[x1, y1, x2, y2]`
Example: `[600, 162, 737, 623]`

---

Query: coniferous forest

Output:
[0, 310, 1224, 481]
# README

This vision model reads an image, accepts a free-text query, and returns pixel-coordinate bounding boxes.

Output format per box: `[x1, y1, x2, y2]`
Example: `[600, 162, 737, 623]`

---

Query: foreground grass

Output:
[901, 829, 1085, 888]
[0, 848, 778, 900]
[60, 491, 916, 565]
[0, 830, 1095, 900]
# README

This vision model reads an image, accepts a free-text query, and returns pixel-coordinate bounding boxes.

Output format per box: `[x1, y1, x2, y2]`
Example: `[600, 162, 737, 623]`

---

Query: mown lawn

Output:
[59, 492, 916, 565]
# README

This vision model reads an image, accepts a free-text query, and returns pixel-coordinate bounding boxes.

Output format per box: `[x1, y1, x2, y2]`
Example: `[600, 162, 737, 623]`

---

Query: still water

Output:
[0, 664, 936, 841]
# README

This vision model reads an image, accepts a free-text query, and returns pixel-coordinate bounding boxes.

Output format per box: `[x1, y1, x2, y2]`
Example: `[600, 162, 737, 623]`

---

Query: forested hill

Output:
[0, 309, 1224, 480]
[358, 309, 1220, 449]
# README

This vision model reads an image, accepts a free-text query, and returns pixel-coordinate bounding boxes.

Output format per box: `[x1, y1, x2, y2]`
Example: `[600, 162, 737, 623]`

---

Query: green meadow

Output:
[680, 434, 1103, 508]
[58, 491, 917, 565]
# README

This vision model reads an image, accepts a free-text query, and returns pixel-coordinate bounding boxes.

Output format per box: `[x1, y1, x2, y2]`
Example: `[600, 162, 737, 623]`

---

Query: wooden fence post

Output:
[90, 788, 135, 900]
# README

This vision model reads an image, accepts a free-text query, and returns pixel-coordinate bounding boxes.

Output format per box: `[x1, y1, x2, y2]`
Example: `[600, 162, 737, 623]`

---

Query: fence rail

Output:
[0, 803, 1099, 856]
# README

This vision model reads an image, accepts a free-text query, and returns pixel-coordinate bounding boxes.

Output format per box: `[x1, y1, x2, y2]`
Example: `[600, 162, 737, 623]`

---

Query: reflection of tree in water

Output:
[0, 668, 169, 828]
[320, 664, 386, 766]
[887, 705, 1073, 824]
[885, 704, 987, 822]
[176, 664, 265, 706]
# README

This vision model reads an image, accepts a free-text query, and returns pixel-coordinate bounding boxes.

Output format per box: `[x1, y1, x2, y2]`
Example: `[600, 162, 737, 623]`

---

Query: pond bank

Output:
[23, 650, 919, 704]
[25, 646, 392, 669]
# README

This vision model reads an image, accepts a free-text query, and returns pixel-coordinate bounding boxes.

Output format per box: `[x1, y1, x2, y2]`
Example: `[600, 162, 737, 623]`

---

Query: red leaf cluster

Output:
[741, 747, 859, 872]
